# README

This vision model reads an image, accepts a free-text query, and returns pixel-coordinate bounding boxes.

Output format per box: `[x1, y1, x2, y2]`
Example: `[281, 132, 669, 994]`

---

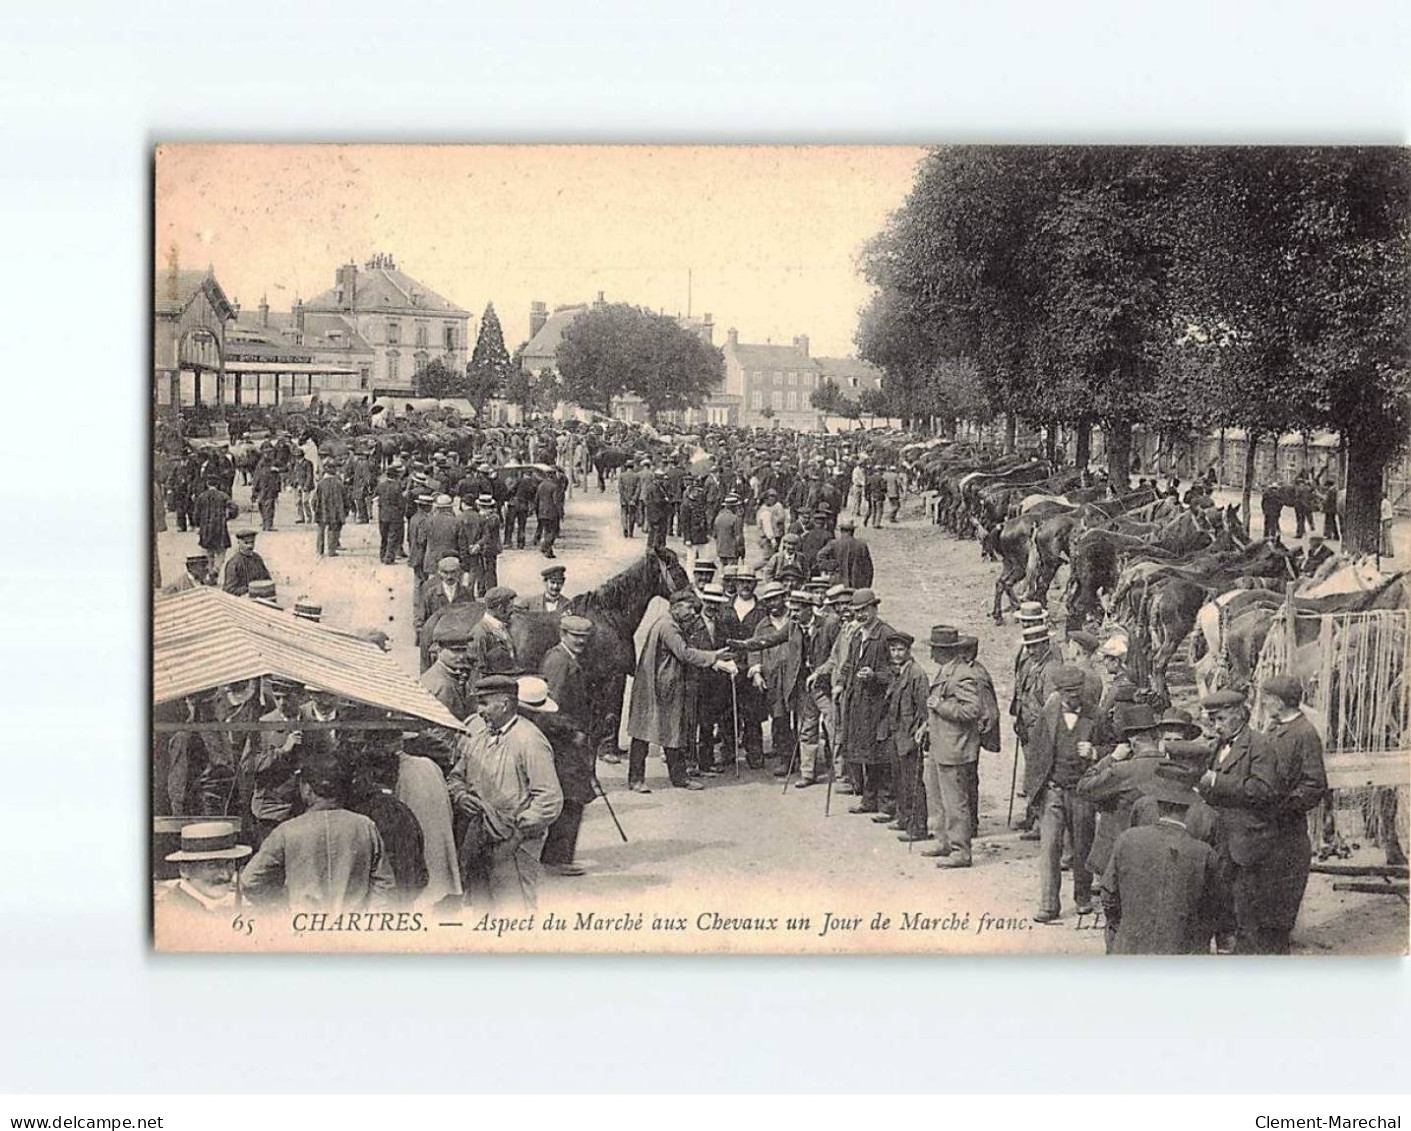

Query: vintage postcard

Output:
[151, 144, 1410, 954]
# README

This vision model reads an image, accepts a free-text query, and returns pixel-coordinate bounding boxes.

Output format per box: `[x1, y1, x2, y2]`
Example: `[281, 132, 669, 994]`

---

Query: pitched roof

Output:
[304, 266, 468, 317]
[154, 270, 236, 321]
[522, 305, 588, 363]
[235, 310, 374, 355]
[814, 356, 883, 387]
[730, 342, 817, 371]
[153, 588, 463, 729]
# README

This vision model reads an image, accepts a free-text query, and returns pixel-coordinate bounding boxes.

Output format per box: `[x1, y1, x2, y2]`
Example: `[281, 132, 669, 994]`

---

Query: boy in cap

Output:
[222, 529, 272, 596]
[883, 629, 930, 839]
[1261, 672, 1330, 840]
[1025, 666, 1101, 922]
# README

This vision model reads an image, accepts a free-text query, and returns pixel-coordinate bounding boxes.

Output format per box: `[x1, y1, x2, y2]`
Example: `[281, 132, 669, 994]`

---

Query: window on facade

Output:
[771, 391, 783, 410]
[849, 376, 859, 388]
[787, 390, 798, 411]
[415, 323, 427, 348]
[359, 368, 371, 390]
[444, 324, 455, 351]
[388, 350, 400, 383]
[751, 390, 763, 409]
[387, 321, 401, 345]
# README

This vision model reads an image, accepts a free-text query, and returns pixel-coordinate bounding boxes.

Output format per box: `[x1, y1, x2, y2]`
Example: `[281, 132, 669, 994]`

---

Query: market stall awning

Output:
[153, 588, 463, 730]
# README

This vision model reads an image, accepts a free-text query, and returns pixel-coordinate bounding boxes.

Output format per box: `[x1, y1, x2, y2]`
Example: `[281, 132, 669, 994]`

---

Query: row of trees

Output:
[414, 301, 726, 426]
[857, 147, 1410, 552]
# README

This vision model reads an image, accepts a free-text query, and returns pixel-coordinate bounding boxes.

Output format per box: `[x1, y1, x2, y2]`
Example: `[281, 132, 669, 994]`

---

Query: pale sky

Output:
[154, 145, 925, 358]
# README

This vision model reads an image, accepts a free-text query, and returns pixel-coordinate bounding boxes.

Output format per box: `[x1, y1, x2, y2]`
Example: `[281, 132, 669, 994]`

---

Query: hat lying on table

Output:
[165, 821, 252, 863]
[247, 579, 277, 599]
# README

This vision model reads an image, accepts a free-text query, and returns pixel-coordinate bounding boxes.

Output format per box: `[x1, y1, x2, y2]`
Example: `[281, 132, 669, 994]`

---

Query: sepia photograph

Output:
[150, 143, 1410, 956]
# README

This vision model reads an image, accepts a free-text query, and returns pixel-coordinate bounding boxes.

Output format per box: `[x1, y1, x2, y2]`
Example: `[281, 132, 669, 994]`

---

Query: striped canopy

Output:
[153, 588, 463, 730]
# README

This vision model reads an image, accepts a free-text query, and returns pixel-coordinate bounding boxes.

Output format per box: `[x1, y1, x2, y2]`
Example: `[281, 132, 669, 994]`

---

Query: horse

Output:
[512, 545, 691, 757]
[592, 447, 634, 491]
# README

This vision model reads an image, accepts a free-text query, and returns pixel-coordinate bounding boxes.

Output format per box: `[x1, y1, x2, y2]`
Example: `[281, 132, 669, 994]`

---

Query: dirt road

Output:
[155, 480, 1406, 954]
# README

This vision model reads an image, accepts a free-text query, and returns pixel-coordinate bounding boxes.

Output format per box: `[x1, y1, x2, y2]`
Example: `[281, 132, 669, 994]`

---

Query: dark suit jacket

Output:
[1197, 725, 1302, 867]
[1023, 694, 1099, 799]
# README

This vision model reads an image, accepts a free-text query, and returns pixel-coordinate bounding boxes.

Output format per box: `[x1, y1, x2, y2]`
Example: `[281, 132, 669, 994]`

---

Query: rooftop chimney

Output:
[294, 297, 305, 332]
[258, 294, 270, 328]
[793, 334, 810, 358]
[593, 290, 606, 310]
[702, 313, 714, 344]
[529, 300, 548, 339]
[727, 327, 739, 348]
[336, 263, 358, 311]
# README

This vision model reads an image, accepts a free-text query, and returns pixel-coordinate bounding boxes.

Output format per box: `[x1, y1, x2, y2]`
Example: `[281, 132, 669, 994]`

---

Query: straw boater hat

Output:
[1098, 635, 1128, 658]
[1020, 621, 1051, 645]
[699, 583, 729, 605]
[165, 821, 252, 863]
[758, 581, 787, 602]
[516, 676, 559, 714]
[293, 599, 322, 622]
[825, 584, 852, 606]
[1016, 600, 1048, 624]
[476, 494, 496, 509]
[434, 494, 454, 510]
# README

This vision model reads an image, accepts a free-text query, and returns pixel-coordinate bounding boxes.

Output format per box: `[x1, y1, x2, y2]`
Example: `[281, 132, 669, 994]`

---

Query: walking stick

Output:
[1007, 738, 1021, 829]
[821, 722, 835, 817]
[592, 771, 629, 844]
[780, 721, 800, 796]
[730, 673, 742, 778]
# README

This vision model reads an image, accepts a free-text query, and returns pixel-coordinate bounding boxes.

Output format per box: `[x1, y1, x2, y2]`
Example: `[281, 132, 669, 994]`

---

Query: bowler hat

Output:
[1116, 702, 1162, 736]
[1157, 707, 1202, 739]
[850, 588, 879, 608]
[1053, 666, 1087, 691]
[1149, 763, 1200, 807]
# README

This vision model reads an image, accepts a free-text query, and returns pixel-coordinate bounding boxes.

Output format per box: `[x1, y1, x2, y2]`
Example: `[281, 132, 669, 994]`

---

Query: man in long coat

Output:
[837, 588, 895, 812]
[626, 589, 736, 792]
[375, 466, 406, 564]
[738, 582, 806, 775]
[193, 476, 237, 583]
[349, 450, 375, 524]
[421, 496, 467, 580]
[312, 464, 348, 557]
[824, 519, 875, 589]
[643, 470, 672, 551]
[617, 462, 641, 538]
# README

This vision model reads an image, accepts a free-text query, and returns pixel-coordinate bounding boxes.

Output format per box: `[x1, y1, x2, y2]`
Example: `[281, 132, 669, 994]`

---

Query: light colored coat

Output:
[627, 613, 720, 749]
[927, 657, 983, 766]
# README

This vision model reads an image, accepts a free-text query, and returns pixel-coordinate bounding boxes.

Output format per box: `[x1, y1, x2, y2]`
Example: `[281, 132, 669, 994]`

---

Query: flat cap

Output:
[483, 586, 518, 608]
[1053, 666, 1087, 691]
[1261, 673, 1303, 705]
[473, 674, 519, 696]
[1201, 689, 1247, 710]
[540, 565, 567, 579]
[561, 614, 593, 635]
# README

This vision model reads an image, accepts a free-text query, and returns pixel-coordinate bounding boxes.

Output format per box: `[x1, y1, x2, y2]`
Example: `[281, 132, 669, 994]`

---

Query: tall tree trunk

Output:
[1104, 417, 1132, 488]
[1045, 419, 1058, 467]
[1240, 429, 1260, 529]
[1003, 412, 1017, 455]
[1343, 439, 1386, 555]
[1075, 419, 1092, 473]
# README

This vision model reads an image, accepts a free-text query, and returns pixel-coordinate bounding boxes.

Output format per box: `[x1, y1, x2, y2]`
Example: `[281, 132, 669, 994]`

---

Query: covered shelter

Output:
[153, 587, 464, 732]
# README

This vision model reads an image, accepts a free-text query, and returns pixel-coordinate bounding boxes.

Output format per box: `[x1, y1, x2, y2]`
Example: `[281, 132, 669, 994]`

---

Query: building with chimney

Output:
[302, 255, 471, 392]
[719, 329, 822, 429]
[222, 295, 376, 405]
[813, 355, 884, 401]
[153, 255, 236, 415]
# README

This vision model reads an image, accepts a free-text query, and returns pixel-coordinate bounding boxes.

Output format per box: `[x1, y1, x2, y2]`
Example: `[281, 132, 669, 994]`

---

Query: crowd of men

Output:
[157, 419, 1339, 955]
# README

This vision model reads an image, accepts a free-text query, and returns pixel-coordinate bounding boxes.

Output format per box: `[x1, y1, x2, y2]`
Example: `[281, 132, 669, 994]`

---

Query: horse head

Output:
[652, 545, 691, 596]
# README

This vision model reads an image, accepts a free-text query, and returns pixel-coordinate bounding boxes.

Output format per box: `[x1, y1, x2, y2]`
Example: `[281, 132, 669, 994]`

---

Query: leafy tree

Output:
[557, 303, 723, 423]
[809, 377, 845, 416]
[760, 405, 776, 424]
[413, 357, 463, 399]
[465, 302, 513, 421]
[858, 386, 890, 424]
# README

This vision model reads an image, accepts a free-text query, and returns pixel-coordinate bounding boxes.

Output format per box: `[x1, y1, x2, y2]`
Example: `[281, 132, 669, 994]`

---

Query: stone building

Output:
[303, 254, 470, 392]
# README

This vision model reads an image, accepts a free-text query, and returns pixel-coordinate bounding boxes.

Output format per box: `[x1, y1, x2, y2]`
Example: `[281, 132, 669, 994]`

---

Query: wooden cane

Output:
[1007, 737, 1021, 828]
[730, 674, 742, 778]
[592, 771, 629, 844]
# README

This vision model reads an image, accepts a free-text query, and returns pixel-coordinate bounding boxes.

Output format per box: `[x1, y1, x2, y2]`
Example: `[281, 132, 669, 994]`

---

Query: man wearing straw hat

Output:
[1009, 602, 1063, 827]
[161, 821, 252, 918]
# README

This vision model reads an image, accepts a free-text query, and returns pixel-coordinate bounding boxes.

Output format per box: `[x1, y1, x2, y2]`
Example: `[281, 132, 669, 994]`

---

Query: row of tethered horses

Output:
[913, 442, 1361, 709]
